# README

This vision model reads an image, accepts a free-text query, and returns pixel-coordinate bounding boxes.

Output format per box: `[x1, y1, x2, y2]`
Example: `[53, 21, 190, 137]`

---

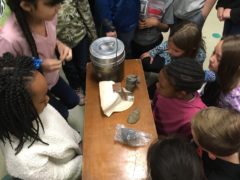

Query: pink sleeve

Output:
[0, 37, 17, 57]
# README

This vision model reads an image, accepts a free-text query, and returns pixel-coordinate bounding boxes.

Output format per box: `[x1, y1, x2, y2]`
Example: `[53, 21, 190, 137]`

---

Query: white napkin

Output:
[99, 81, 134, 117]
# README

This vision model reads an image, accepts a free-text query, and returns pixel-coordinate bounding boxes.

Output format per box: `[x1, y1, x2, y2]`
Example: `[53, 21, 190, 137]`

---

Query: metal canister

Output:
[90, 37, 125, 82]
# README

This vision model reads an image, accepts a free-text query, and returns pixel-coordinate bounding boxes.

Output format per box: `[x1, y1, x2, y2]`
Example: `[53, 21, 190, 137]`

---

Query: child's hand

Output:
[217, 7, 224, 21]
[222, 8, 231, 20]
[56, 40, 72, 62]
[140, 52, 154, 64]
[138, 17, 159, 29]
[41, 58, 62, 72]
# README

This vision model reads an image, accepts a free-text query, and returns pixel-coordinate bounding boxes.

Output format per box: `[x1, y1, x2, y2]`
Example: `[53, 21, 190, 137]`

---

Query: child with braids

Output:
[152, 57, 206, 138]
[0, 53, 82, 179]
[0, 0, 80, 119]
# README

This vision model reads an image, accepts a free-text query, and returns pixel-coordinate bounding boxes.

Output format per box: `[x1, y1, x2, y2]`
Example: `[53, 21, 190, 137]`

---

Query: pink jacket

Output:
[0, 14, 59, 89]
[152, 92, 206, 137]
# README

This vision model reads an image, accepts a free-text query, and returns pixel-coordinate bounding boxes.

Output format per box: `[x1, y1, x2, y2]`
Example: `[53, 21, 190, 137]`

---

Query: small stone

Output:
[127, 108, 140, 124]
[125, 74, 140, 92]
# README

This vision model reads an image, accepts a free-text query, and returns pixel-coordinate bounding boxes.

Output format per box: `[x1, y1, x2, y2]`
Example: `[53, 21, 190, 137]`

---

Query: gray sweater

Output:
[173, 0, 204, 19]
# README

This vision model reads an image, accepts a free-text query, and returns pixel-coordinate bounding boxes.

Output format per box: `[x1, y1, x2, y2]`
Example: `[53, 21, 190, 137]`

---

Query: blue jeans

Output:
[49, 77, 79, 119]
[63, 35, 90, 92]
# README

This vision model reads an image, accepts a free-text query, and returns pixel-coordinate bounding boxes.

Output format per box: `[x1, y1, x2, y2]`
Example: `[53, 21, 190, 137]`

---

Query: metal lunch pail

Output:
[90, 37, 125, 82]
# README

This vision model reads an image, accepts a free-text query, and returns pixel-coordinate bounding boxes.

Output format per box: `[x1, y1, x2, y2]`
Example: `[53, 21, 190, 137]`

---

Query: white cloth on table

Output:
[99, 81, 134, 117]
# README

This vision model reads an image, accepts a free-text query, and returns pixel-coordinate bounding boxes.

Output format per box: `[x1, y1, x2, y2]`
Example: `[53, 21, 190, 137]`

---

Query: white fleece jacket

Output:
[0, 104, 82, 180]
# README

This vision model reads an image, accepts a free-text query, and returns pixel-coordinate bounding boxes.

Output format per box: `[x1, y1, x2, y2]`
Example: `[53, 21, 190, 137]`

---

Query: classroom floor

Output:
[0, 9, 224, 179]
[202, 9, 223, 68]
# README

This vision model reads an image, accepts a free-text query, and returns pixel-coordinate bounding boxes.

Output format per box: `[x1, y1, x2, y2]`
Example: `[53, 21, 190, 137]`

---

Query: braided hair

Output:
[164, 57, 205, 93]
[6, 0, 64, 58]
[0, 52, 47, 154]
[7, 0, 38, 58]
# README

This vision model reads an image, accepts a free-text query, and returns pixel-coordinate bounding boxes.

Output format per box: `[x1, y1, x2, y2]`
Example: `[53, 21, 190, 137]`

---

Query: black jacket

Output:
[216, 0, 240, 24]
[203, 152, 240, 180]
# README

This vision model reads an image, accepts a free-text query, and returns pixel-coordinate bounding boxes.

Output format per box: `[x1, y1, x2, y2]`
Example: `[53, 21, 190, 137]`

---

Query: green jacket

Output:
[57, 0, 97, 48]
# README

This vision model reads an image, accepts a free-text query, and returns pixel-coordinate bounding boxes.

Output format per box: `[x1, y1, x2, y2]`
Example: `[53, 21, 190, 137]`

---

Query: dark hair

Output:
[164, 57, 205, 93]
[201, 80, 221, 106]
[6, 0, 63, 58]
[170, 21, 205, 58]
[217, 35, 240, 94]
[0, 52, 47, 154]
[147, 136, 205, 180]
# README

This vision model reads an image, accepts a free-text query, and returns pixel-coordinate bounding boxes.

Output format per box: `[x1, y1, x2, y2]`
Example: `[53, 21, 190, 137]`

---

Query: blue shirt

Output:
[94, 0, 140, 33]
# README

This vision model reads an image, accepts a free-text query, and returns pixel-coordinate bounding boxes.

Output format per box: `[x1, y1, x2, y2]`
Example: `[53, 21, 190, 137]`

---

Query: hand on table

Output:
[140, 52, 154, 64]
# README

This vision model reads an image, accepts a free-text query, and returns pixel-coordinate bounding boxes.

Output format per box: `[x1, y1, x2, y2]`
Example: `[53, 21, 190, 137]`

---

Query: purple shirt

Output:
[152, 92, 206, 137]
[0, 14, 59, 89]
[219, 86, 240, 112]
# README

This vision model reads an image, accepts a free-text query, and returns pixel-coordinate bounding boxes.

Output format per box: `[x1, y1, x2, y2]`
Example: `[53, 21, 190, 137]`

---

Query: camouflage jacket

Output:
[0, 0, 11, 28]
[57, 0, 97, 48]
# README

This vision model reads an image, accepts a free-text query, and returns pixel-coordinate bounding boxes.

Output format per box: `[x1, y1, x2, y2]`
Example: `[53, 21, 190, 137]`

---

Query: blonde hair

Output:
[191, 107, 240, 156]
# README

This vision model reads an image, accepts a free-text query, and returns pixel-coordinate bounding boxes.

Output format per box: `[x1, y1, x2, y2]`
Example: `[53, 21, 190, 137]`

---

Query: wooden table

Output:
[83, 59, 157, 180]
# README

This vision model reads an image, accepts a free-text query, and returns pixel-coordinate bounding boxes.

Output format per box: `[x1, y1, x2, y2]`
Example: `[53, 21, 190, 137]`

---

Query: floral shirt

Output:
[219, 86, 240, 112]
[148, 41, 215, 82]
[149, 41, 206, 65]
[57, 0, 97, 48]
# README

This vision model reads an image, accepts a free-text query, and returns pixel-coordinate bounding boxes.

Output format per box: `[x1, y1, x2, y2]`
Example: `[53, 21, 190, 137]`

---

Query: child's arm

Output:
[148, 41, 168, 58]
[222, 92, 240, 112]
[138, 17, 169, 32]
[77, 0, 97, 40]
[0, 37, 17, 57]
[224, 8, 240, 24]
[140, 41, 168, 64]
[56, 40, 72, 62]
[204, 70, 216, 82]
[216, 0, 225, 21]
[41, 58, 63, 72]
[196, 48, 206, 65]
[201, 0, 217, 19]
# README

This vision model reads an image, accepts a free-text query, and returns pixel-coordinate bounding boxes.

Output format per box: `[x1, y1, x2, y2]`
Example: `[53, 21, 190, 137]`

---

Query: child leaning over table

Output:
[140, 21, 206, 73]
[152, 57, 206, 138]
[192, 107, 240, 180]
